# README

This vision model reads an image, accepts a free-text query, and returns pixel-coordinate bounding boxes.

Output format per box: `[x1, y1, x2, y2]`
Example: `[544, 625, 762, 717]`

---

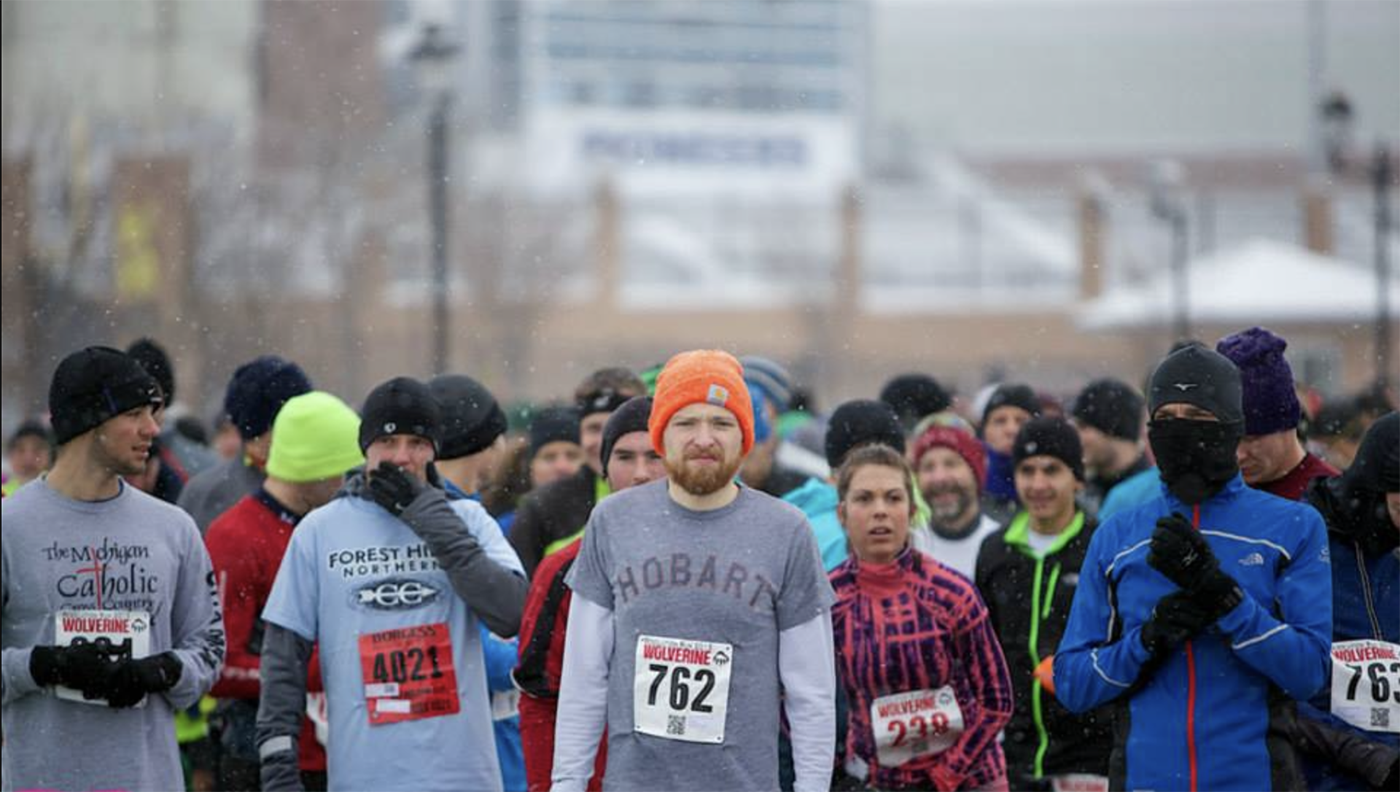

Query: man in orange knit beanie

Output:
[551, 349, 836, 792]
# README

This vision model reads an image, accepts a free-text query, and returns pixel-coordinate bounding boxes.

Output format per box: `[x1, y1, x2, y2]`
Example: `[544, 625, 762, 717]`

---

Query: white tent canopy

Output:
[1080, 238, 1397, 330]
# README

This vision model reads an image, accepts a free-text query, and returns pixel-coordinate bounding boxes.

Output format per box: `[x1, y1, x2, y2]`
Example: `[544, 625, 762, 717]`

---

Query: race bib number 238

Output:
[871, 686, 964, 767]
[633, 635, 732, 744]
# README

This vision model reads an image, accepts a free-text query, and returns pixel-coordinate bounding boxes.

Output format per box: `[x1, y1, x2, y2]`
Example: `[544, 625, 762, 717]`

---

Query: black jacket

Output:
[508, 465, 602, 578]
[975, 510, 1112, 785]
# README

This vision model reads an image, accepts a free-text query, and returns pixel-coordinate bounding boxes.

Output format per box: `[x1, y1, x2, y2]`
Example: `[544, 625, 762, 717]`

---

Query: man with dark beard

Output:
[1051, 344, 1331, 791]
[551, 350, 836, 792]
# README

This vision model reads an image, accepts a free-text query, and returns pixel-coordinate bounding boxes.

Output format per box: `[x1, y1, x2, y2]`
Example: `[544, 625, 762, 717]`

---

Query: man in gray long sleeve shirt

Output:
[2, 346, 225, 792]
[257, 377, 527, 792]
[554, 350, 836, 792]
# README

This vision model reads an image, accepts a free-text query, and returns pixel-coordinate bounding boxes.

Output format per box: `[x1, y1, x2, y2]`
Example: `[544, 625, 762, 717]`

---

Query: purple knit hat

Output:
[1215, 327, 1300, 436]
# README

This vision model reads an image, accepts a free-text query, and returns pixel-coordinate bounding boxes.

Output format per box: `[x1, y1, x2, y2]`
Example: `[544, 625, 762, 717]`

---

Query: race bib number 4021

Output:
[633, 634, 732, 744]
[54, 609, 150, 706]
[871, 686, 964, 767]
[358, 623, 459, 726]
[1330, 640, 1400, 733]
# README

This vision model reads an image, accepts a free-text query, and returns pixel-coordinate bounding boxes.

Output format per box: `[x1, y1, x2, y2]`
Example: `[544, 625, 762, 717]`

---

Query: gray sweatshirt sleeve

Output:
[398, 488, 529, 637]
[164, 520, 227, 709]
[1, 541, 42, 705]
[256, 623, 314, 792]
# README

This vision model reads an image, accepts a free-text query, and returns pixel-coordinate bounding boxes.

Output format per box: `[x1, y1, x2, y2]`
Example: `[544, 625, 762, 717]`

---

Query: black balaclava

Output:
[1146, 345, 1244, 505]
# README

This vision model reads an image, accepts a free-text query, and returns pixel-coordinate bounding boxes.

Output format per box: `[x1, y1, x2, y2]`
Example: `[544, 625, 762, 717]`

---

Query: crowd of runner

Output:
[2, 326, 1396, 792]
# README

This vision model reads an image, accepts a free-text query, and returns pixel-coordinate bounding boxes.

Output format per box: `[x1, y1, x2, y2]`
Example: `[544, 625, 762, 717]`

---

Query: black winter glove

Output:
[368, 462, 427, 517]
[1381, 753, 1399, 792]
[1147, 512, 1244, 617]
[104, 652, 183, 708]
[1140, 591, 1216, 658]
[29, 642, 121, 698]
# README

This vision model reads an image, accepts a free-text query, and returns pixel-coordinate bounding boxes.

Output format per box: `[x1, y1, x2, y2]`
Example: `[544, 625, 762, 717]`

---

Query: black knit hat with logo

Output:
[1148, 345, 1243, 424]
[359, 377, 443, 453]
[1013, 416, 1085, 481]
[49, 346, 164, 445]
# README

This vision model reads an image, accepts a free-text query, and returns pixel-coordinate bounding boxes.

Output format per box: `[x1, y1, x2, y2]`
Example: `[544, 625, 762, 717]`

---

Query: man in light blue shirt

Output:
[256, 377, 527, 792]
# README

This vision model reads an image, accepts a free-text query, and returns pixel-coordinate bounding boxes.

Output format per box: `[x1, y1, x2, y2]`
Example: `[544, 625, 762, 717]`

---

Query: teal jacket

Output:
[782, 477, 850, 572]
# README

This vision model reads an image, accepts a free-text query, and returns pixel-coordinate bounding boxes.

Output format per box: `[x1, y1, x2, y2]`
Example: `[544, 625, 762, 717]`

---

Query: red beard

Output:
[665, 451, 743, 497]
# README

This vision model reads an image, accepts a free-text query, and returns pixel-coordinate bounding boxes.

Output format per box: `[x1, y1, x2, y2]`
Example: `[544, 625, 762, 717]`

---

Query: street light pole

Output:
[429, 92, 450, 376]
[409, 23, 459, 376]
[1149, 160, 1191, 342]
[1374, 144, 1393, 392]
[1170, 209, 1190, 342]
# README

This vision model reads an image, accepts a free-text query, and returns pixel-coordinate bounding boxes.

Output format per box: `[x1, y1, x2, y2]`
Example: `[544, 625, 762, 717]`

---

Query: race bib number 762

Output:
[633, 635, 732, 744]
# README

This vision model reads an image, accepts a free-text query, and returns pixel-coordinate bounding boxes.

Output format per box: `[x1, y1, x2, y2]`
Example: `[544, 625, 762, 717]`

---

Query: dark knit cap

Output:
[982, 383, 1041, 425]
[48, 346, 164, 445]
[1072, 378, 1145, 441]
[428, 374, 507, 460]
[224, 356, 313, 440]
[127, 337, 175, 405]
[1013, 416, 1085, 481]
[1216, 327, 1301, 436]
[601, 396, 654, 479]
[530, 406, 582, 457]
[880, 373, 952, 430]
[359, 377, 442, 453]
[825, 399, 905, 470]
[1148, 345, 1243, 425]
[1342, 411, 1399, 496]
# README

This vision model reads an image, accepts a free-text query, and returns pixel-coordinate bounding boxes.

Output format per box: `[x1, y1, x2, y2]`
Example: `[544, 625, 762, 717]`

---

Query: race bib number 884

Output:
[633, 635, 732, 744]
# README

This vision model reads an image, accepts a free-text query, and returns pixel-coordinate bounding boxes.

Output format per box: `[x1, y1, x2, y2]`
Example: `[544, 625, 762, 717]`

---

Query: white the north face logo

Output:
[1239, 552, 1265, 567]
[706, 384, 729, 406]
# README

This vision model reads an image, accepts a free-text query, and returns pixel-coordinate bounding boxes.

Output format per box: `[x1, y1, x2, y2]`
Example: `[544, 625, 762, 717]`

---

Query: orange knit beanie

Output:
[648, 350, 754, 456]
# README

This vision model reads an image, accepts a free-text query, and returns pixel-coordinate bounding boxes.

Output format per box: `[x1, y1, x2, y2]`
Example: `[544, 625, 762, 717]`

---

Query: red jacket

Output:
[515, 538, 605, 791]
[205, 490, 326, 771]
[1257, 452, 1339, 501]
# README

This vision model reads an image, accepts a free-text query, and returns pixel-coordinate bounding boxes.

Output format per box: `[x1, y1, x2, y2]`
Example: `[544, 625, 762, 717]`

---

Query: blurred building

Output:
[2, 0, 1395, 430]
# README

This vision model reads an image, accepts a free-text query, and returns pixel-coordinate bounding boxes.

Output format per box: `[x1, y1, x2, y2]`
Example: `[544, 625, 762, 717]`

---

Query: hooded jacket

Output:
[1293, 414, 1399, 792]
[975, 511, 1111, 783]
[1054, 474, 1332, 791]
[508, 466, 606, 578]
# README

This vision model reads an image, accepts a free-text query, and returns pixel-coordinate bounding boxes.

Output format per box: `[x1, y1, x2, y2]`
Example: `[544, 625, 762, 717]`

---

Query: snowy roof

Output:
[1079, 238, 1398, 330]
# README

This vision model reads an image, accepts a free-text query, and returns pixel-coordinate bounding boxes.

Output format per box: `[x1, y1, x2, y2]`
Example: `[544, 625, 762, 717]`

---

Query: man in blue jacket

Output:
[1052, 344, 1332, 791]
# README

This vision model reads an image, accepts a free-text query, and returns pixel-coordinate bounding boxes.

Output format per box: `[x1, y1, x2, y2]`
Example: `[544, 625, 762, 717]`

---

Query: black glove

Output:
[368, 462, 426, 517]
[1140, 591, 1216, 658]
[1147, 512, 1244, 616]
[105, 652, 183, 708]
[29, 642, 121, 698]
[1381, 753, 1399, 792]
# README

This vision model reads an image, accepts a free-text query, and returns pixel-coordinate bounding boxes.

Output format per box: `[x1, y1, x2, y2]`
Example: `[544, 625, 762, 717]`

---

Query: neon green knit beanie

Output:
[266, 391, 364, 483]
